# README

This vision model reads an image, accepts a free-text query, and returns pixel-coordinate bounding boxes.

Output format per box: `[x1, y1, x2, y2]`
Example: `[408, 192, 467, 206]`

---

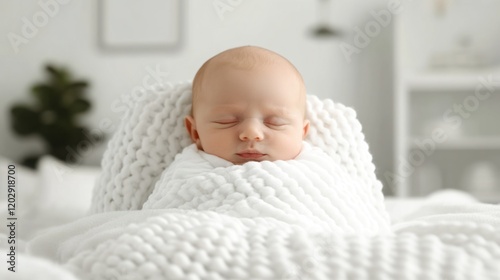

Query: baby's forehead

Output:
[205, 67, 303, 101]
[207, 47, 296, 74]
[194, 46, 304, 91]
[202, 52, 304, 92]
[192, 46, 306, 115]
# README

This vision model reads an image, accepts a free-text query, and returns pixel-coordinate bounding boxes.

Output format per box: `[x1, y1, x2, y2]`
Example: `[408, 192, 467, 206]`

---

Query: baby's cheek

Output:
[204, 133, 230, 153]
[274, 134, 299, 159]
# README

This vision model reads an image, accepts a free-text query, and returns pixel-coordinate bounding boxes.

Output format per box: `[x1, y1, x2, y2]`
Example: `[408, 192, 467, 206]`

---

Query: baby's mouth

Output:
[236, 150, 266, 160]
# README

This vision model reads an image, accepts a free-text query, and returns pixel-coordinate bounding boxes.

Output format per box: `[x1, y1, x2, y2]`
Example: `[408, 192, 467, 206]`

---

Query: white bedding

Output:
[1, 156, 499, 279]
[26, 201, 500, 280]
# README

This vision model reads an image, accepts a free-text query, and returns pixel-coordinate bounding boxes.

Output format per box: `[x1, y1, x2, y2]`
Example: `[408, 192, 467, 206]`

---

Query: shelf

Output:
[393, 6, 500, 199]
[406, 68, 500, 91]
[410, 137, 500, 150]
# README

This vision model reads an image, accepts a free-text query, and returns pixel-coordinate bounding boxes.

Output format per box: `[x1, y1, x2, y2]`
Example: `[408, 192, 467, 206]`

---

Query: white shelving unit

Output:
[407, 70, 500, 91]
[393, 2, 500, 202]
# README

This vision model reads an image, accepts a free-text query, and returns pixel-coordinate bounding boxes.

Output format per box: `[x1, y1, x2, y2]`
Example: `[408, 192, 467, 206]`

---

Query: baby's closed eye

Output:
[214, 119, 238, 124]
[211, 116, 289, 128]
[213, 118, 239, 127]
[264, 117, 288, 127]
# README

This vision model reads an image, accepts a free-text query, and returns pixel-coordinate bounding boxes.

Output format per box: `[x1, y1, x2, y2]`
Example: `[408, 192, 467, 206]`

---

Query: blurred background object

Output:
[462, 161, 498, 198]
[310, 0, 343, 38]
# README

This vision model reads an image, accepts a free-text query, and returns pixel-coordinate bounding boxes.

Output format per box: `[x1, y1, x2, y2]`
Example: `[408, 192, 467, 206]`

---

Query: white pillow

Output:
[37, 156, 101, 215]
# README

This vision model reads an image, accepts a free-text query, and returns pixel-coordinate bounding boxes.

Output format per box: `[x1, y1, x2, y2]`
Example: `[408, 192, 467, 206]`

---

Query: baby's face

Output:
[186, 63, 309, 164]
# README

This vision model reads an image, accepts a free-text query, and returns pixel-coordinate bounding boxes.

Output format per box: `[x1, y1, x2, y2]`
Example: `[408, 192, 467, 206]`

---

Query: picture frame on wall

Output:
[98, 0, 181, 51]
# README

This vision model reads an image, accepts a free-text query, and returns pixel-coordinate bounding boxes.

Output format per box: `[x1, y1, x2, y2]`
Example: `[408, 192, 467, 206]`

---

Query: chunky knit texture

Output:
[142, 143, 391, 235]
[90, 81, 384, 214]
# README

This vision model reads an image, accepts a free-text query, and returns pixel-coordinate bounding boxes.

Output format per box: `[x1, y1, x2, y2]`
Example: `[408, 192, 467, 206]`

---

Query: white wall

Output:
[0, 0, 394, 191]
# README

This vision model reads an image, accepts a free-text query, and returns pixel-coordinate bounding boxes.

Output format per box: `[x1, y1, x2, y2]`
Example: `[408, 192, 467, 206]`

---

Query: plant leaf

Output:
[32, 84, 60, 109]
[66, 81, 88, 90]
[39, 122, 73, 148]
[46, 65, 59, 76]
[21, 154, 42, 169]
[46, 64, 69, 85]
[10, 105, 41, 135]
[69, 99, 91, 113]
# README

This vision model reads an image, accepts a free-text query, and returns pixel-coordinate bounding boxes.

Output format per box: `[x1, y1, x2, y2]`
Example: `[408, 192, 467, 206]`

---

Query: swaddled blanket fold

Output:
[143, 142, 391, 235]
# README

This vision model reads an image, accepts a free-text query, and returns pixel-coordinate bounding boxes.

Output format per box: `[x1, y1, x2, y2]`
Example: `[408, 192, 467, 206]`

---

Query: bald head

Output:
[191, 46, 306, 116]
[185, 46, 310, 162]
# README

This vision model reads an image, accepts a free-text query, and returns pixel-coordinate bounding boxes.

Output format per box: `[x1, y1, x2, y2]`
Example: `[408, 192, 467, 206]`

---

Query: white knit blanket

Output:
[28, 147, 500, 279]
[142, 142, 391, 235]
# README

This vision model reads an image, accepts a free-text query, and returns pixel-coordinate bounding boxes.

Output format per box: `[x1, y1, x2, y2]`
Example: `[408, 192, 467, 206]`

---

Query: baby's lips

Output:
[236, 150, 266, 159]
[238, 153, 265, 159]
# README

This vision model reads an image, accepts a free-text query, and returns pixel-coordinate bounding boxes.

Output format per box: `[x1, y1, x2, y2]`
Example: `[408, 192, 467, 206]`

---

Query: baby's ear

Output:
[302, 119, 310, 139]
[184, 116, 201, 147]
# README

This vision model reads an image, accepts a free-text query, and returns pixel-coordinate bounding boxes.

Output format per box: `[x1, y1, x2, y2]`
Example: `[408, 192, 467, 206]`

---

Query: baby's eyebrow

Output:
[213, 103, 243, 108]
[264, 105, 292, 116]
[209, 104, 244, 112]
[208, 104, 294, 117]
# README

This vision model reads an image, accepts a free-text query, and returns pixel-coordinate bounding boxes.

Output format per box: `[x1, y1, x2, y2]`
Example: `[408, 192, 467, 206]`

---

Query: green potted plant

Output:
[10, 64, 104, 168]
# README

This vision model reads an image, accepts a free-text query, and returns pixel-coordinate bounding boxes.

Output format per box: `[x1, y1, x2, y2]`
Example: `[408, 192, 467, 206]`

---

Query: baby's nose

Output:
[239, 119, 264, 141]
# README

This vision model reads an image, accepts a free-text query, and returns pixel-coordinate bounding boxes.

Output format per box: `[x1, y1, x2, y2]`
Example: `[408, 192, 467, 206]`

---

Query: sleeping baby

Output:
[143, 46, 390, 235]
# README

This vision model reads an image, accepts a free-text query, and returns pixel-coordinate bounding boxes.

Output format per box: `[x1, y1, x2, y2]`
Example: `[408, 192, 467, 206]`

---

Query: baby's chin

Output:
[230, 146, 304, 164]
[231, 154, 270, 165]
